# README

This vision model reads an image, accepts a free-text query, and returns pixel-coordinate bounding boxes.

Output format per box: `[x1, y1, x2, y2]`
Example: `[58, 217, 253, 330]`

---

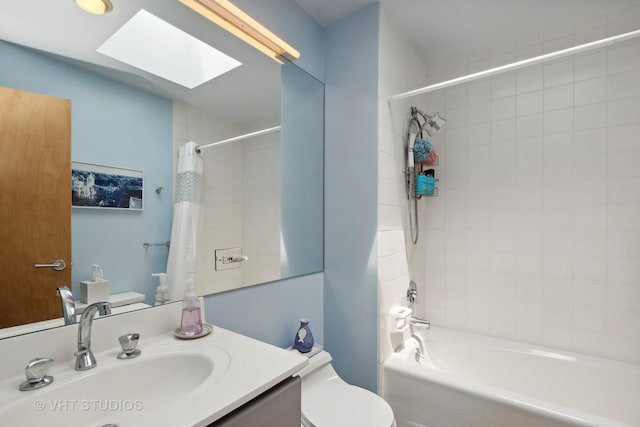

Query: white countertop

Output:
[135, 326, 308, 426]
[0, 302, 308, 426]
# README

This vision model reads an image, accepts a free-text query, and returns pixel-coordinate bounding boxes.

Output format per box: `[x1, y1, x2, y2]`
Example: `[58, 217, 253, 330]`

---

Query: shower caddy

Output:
[406, 106, 441, 200]
[406, 106, 445, 245]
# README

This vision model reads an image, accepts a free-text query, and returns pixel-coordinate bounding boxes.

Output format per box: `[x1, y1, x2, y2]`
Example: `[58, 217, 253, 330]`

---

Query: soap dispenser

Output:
[152, 273, 170, 306]
[179, 273, 203, 336]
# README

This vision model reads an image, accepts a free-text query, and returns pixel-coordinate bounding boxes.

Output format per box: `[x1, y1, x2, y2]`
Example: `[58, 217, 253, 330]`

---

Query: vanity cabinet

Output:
[210, 376, 301, 427]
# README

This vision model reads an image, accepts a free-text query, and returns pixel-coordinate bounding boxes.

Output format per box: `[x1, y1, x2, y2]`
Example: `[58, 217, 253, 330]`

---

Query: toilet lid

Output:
[302, 378, 394, 427]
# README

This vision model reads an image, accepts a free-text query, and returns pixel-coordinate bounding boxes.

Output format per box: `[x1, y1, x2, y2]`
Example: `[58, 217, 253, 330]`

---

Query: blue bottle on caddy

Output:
[424, 169, 436, 196]
[294, 318, 314, 353]
[416, 172, 428, 195]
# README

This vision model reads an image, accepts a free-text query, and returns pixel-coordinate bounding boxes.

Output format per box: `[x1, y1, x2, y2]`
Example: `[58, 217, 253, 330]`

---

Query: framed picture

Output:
[71, 161, 143, 210]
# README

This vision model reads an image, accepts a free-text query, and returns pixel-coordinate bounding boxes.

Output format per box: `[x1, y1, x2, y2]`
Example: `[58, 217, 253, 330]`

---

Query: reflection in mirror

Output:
[0, 0, 323, 338]
[195, 62, 324, 296]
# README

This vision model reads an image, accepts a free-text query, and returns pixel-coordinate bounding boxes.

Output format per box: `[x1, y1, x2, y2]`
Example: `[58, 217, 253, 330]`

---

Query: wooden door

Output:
[0, 87, 71, 328]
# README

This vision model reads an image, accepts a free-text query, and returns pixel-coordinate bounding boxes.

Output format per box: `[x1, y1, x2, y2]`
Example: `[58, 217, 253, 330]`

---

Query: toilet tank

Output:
[294, 350, 333, 378]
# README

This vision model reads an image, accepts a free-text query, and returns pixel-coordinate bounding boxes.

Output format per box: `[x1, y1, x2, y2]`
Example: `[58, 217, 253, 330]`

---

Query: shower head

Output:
[410, 107, 446, 136]
[427, 112, 446, 134]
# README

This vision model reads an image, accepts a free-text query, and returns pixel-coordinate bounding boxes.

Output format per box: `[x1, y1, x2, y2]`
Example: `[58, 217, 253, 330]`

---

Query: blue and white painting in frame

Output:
[71, 161, 143, 210]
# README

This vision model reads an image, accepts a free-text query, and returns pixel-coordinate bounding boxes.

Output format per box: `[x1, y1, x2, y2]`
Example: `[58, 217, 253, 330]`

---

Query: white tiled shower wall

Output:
[172, 103, 280, 295]
[378, 5, 640, 366]
[241, 132, 281, 286]
[377, 8, 428, 366]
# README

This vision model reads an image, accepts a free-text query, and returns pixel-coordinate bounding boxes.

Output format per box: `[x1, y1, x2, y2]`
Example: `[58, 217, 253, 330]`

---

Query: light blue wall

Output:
[0, 41, 173, 304]
[323, 4, 380, 392]
[203, 0, 326, 348]
[216, 1, 382, 390]
[204, 272, 323, 347]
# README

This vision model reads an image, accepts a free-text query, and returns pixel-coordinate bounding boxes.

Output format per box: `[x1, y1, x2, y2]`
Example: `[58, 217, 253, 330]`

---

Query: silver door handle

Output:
[35, 260, 67, 271]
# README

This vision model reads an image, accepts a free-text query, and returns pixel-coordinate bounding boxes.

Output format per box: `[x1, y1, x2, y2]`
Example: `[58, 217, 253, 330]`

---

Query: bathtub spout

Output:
[412, 333, 426, 361]
[410, 316, 430, 329]
[408, 316, 429, 361]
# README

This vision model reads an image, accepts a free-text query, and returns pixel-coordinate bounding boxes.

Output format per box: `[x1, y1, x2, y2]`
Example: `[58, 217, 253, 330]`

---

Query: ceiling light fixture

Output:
[179, 0, 300, 63]
[75, 0, 113, 15]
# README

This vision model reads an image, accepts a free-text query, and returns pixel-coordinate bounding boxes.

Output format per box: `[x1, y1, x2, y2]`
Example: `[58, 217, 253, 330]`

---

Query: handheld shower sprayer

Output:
[408, 132, 417, 170]
[406, 107, 446, 245]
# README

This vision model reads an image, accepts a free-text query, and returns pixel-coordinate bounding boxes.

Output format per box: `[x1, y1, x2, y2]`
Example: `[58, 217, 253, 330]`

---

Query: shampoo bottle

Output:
[425, 169, 436, 196]
[152, 273, 170, 305]
[415, 172, 428, 195]
[179, 274, 203, 336]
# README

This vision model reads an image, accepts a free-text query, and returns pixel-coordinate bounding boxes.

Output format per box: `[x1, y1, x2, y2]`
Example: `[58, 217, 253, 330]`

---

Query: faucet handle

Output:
[118, 333, 141, 359]
[407, 280, 418, 303]
[20, 358, 54, 391]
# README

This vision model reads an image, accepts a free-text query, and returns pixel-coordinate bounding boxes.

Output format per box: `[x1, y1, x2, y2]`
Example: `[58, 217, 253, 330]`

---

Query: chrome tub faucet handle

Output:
[407, 280, 418, 303]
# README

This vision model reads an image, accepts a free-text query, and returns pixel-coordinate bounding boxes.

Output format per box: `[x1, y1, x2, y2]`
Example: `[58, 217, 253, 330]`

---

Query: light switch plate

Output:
[215, 247, 242, 271]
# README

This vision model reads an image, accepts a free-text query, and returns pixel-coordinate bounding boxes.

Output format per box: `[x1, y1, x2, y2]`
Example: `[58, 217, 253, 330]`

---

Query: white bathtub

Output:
[382, 327, 640, 427]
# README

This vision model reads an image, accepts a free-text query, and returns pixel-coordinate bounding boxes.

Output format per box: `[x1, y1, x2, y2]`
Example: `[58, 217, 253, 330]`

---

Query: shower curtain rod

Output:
[388, 28, 640, 102]
[195, 125, 281, 153]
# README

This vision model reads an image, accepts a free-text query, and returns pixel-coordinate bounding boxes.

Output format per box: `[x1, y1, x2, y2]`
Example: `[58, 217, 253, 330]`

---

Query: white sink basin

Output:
[0, 302, 308, 427]
[0, 339, 231, 427]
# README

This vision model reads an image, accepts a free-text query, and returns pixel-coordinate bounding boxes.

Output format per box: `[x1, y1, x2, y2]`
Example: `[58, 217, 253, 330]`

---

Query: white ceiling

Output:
[2, 0, 637, 124]
[0, 0, 281, 127]
[297, 0, 639, 66]
[295, 0, 375, 27]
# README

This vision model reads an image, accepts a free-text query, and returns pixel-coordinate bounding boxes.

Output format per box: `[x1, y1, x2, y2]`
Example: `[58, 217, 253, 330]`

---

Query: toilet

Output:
[293, 349, 395, 427]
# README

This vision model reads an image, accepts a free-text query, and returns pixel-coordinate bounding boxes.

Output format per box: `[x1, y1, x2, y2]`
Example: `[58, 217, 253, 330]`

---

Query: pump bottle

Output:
[152, 273, 170, 305]
[179, 273, 203, 336]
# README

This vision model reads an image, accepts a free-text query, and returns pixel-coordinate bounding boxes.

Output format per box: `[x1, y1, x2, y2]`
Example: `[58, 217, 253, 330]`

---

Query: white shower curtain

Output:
[166, 141, 203, 301]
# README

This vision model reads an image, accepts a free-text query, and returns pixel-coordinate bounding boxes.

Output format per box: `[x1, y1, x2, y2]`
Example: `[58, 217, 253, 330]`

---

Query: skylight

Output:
[97, 9, 241, 89]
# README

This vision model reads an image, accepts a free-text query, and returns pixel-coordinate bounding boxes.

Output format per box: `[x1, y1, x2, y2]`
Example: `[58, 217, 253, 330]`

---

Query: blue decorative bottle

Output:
[294, 318, 314, 353]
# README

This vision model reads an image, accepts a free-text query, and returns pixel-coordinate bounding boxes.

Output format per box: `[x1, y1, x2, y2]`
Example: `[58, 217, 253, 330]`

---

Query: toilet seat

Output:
[301, 376, 395, 427]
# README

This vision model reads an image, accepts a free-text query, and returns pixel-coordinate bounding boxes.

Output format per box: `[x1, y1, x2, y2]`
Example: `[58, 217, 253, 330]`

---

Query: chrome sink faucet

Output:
[75, 301, 111, 371]
[56, 286, 76, 325]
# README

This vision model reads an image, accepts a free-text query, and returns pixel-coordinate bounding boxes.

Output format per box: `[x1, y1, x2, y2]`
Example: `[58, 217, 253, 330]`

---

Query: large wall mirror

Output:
[0, 0, 323, 337]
